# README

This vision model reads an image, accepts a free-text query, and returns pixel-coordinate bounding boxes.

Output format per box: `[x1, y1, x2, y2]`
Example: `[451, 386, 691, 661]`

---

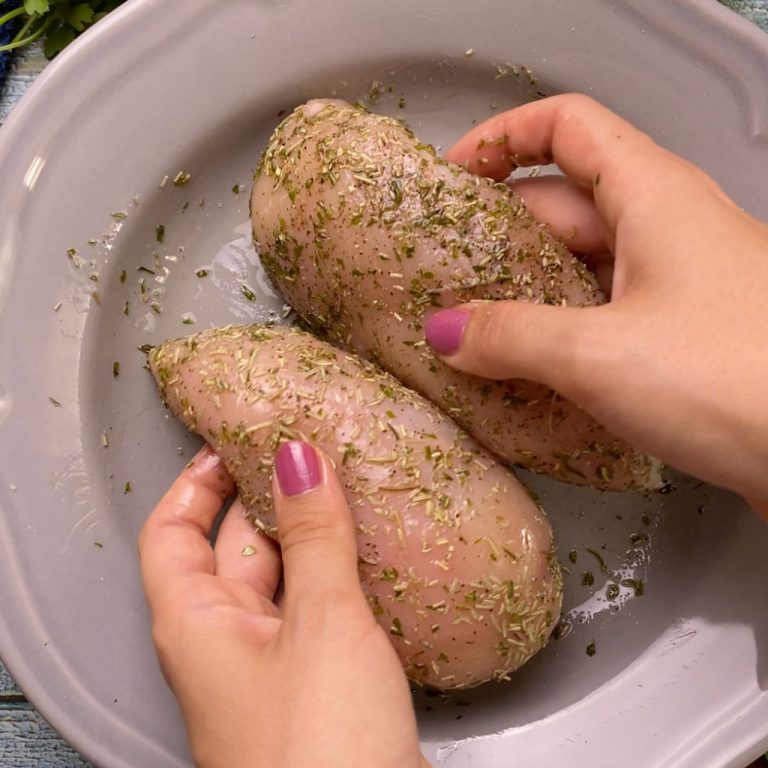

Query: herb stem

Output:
[11, 11, 37, 43]
[0, 6, 25, 31]
[0, 15, 53, 53]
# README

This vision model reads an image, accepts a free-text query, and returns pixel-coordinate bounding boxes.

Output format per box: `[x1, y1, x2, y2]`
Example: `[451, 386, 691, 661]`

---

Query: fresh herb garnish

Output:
[0, 1, 127, 58]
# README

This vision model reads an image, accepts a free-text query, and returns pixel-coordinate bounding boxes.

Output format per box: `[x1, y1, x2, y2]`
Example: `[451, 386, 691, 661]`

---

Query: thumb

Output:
[272, 440, 363, 603]
[424, 301, 604, 397]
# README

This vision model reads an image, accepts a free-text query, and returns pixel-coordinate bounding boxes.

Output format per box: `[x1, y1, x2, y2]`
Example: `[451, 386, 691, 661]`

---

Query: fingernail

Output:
[425, 309, 470, 355]
[275, 441, 321, 497]
[187, 443, 215, 469]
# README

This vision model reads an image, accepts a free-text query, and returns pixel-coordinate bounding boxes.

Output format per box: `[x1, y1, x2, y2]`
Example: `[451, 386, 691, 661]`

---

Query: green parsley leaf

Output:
[65, 4, 94, 31]
[23, 0, 50, 16]
[2, 2, 128, 59]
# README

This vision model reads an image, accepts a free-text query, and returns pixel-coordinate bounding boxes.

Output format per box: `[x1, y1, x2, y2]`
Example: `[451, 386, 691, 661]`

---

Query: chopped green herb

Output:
[111, 211, 127, 220]
[581, 571, 595, 586]
[155, 224, 165, 243]
[586, 641, 596, 657]
[119, 269, 127, 283]
[398, 96, 406, 109]
[586, 547, 608, 573]
[621, 578, 645, 596]
[380, 567, 398, 581]
[552, 621, 572, 640]
[138, 343, 153, 354]
[195, 269, 209, 278]
[173, 171, 192, 187]
[606, 583, 620, 600]
[123, 482, 131, 494]
[597, 464, 613, 482]
[49, 397, 62, 408]
[568, 549, 578, 564]
[241, 284, 257, 302]
[94, 542, 104, 549]
[112, 361, 120, 378]
[367, 80, 382, 104]
[232, 183, 243, 195]
[341, 444, 358, 465]
[101, 432, 109, 448]
[390, 617, 403, 637]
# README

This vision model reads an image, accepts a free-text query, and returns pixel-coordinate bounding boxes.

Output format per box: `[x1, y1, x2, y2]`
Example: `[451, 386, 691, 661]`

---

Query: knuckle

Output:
[472, 302, 518, 352]
[467, 302, 541, 378]
[278, 494, 346, 552]
[562, 92, 599, 113]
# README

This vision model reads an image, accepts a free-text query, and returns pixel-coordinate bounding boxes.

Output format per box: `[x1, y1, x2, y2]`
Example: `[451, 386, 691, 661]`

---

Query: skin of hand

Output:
[139, 442, 431, 768]
[424, 93, 768, 518]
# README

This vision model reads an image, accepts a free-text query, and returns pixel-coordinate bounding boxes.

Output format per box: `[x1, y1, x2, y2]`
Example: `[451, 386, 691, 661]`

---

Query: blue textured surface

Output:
[0, 1, 22, 87]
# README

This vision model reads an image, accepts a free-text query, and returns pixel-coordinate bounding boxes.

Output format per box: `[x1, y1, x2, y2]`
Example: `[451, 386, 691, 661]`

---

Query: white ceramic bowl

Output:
[0, 1, 767, 766]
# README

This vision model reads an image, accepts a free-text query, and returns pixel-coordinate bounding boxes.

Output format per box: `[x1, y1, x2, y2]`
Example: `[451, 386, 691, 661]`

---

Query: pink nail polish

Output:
[275, 441, 321, 497]
[425, 309, 470, 355]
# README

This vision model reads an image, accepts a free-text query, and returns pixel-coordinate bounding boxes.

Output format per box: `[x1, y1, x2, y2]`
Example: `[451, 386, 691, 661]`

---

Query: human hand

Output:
[139, 441, 430, 768]
[425, 94, 768, 515]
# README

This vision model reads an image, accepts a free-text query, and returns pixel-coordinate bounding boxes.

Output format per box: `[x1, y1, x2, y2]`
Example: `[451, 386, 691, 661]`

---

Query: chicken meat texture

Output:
[251, 99, 660, 491]
[150, 324, 562, 690]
